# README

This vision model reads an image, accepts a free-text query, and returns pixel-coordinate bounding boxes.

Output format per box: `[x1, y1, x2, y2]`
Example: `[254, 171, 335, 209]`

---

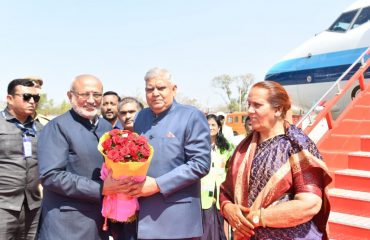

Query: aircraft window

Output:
[329, 9, 358, 32]
[352, 7, 370, 29]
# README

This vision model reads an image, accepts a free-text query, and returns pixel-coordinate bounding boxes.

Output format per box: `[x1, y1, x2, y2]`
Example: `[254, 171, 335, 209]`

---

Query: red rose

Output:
[107, 149, 121, 162]
[119, 146, 130, 157]
[126, 141, 135, 150]
[140, 146, 150, 158]
[102, 138, 113, 152]
[135, 136, 147, 145]
[112, 135, 123, 145]
[127, 133, 136, 141]
[130, 145, 139, 160]
[110, 129, 121, 136]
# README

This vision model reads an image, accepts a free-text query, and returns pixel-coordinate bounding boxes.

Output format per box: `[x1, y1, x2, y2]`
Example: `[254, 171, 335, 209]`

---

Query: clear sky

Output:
[0, 0, 355, 111]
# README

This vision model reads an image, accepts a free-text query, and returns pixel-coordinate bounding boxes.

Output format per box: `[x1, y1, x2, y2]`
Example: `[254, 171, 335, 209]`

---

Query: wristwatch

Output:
[252, 214, 260, 225]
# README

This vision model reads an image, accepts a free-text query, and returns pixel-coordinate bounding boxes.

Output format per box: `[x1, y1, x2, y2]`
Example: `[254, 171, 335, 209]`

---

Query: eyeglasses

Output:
[13, 93, 41, 103]
[70, 91, 103, 100]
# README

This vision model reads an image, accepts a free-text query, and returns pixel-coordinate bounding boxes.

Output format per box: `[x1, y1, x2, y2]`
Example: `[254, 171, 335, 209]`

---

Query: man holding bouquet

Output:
[37, 74, 111, 240]
[103, 67, 211, 239]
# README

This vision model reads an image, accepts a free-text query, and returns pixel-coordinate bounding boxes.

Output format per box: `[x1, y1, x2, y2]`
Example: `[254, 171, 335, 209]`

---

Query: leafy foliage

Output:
[36, 93, 71, 116]
[212, 73, 255, 112]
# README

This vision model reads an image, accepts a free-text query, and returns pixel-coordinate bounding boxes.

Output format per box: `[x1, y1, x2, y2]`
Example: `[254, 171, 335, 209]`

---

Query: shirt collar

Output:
[2, 108, 34, 125]
[91, 117, 99, 126]
[113, 119, 123, 129]
[70, 108, 99, 131]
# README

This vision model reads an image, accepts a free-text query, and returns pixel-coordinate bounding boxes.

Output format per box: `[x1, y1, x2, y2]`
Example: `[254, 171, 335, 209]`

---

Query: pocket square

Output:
[166, 131, 175, 138]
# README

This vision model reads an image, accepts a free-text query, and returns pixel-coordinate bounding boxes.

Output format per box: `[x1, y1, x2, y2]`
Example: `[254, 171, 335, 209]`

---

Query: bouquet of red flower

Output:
[98, 129, 153, 230]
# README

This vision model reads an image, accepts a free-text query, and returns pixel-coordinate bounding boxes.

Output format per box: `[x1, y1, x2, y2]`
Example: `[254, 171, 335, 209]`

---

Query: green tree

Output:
[234, 73, 255, 112]
[212, 73, 255, 112]
[211, 74, 233, 103]
[36, 93, 48, 111]
[36, 93, 71, 116]
[57, 100, 71, 115]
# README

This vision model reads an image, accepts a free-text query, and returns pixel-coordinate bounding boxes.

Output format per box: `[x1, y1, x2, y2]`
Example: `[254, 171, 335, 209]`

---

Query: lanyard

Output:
[1, 111, 37, 137]
[1, 110, 36, 158]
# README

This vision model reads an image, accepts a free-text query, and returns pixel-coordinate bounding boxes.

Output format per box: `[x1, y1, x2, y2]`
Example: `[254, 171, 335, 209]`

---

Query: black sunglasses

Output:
[13, 93, 41, 103]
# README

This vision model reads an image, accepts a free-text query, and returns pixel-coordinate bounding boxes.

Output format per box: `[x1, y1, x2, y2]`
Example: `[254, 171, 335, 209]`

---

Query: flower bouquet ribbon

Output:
[98, 129, 153, 231]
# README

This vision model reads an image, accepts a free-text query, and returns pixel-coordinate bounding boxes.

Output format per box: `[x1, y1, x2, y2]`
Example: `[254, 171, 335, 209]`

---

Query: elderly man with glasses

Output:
[36, 74, 112, 240]
[0, 79, 43, 239]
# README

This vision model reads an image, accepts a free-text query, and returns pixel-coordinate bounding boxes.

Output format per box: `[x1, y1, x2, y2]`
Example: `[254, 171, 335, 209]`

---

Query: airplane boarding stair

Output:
[318, 85, 370, 240]
[296, 48, 370, 240]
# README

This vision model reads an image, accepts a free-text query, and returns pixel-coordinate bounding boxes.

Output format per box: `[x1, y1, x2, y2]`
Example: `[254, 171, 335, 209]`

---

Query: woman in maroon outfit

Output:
[219, 81, 332, 240]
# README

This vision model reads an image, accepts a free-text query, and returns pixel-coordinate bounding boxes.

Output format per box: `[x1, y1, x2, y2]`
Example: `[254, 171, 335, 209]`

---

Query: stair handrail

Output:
[296, 47, 370, 134]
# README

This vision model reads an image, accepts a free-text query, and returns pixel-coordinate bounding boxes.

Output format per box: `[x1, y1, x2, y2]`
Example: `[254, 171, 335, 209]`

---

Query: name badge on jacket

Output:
[23, 136, 32, 158]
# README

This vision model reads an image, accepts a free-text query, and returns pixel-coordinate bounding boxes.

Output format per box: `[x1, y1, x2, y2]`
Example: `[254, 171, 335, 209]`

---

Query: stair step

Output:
[319, 134, 362, 152]
[344, 105, 370, 120]
[348, 151, 370, 171]
[321, 150, 349, 170]
[355, 91, 370, 105]
[329, 188, 370, 217]
[335, 169, 370, 192]
[331, 119, 370, 135]
[329, 212, 370, 240]
[361, 135, 370, 152]
[329, 188, 370, 202]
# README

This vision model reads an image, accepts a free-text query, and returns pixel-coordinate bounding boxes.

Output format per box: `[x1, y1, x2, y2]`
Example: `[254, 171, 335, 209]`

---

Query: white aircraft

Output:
[265, 0, 370, 115]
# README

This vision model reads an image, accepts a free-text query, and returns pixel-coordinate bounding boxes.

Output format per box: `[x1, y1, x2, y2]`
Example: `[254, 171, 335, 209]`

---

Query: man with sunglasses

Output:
[37, 74, 111, 240]
[27, 77, 50, 126]
[0, 79, 43, 239]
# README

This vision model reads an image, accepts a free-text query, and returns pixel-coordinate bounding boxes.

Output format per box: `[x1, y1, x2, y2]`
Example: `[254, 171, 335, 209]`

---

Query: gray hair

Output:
[118, 97, 144, 111]
[144, 67, 172, 82]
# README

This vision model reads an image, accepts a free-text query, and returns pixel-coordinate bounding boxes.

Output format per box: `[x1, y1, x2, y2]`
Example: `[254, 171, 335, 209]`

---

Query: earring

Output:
[275, 112, 281, 117]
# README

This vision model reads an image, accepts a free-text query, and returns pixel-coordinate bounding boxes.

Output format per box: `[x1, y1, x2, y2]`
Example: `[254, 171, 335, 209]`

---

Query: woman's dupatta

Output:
[234, 132, 258, 206]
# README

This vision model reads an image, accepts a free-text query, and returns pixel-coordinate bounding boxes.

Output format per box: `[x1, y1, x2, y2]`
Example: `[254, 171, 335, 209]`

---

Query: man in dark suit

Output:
[0, 79, 42, 239]
[37, 74, 111, 240]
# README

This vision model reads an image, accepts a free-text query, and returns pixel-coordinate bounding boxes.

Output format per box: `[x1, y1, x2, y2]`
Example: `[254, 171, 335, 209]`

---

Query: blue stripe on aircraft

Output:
[267, 47, 368, 75]
[265, 63, 370, 86]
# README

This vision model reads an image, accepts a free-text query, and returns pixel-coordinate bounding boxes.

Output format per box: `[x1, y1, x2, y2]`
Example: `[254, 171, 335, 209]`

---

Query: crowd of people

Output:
[0, 68, 331, 240]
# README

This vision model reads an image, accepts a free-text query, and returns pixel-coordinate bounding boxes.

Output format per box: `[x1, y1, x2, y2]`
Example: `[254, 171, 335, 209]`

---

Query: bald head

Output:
[71, 74, 103, 92]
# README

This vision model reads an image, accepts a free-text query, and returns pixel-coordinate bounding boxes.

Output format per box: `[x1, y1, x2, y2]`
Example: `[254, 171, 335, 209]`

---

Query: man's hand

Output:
[126, 176, 160, 198]
[102, 172, 160, 198]
[102, 171, 131, 195]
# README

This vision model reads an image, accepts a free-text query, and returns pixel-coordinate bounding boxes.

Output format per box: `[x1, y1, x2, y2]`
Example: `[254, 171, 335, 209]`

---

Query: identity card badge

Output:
[23, 136, 32, 158]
